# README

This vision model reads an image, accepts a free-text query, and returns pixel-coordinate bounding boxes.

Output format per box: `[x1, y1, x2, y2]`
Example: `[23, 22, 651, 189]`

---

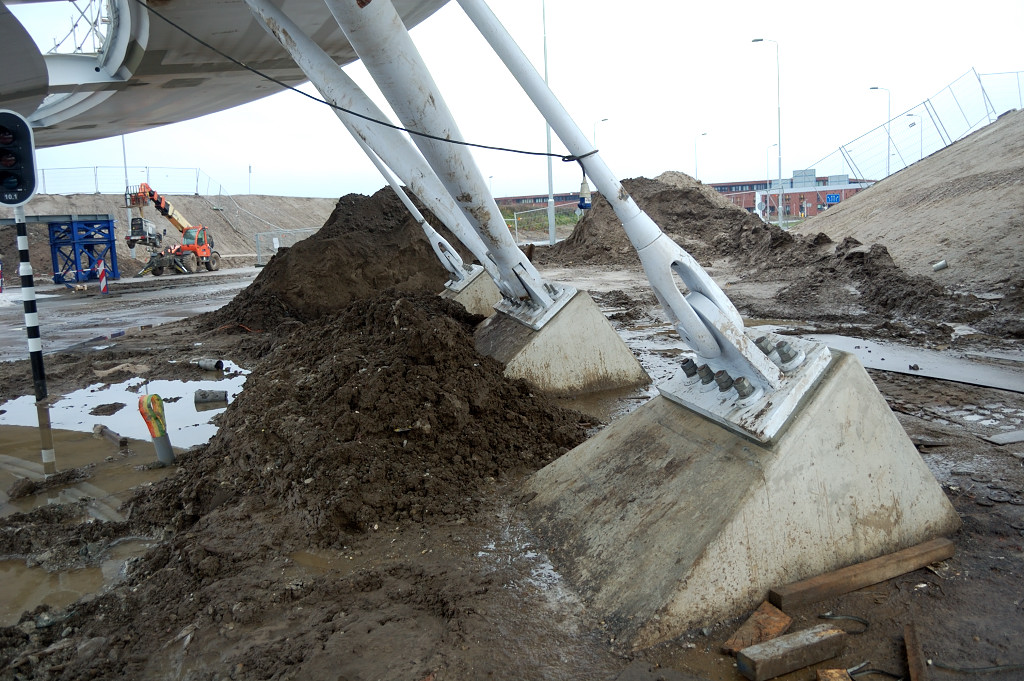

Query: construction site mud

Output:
[0, 111, 1022, 680]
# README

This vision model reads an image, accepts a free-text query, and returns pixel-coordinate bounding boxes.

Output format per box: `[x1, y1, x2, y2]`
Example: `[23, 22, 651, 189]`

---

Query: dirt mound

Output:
[198, 188, 458, 333]
[536, 176, 766, 269]
[538, 176, 1022, 337]
[153, 291, 588, 544]
[792, 108, 1024, 293]
[0, 291, 589, 680]
[654, 170, 752, 214]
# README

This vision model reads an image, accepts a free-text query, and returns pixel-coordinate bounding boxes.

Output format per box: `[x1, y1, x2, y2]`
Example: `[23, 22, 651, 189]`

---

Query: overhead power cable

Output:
[129, 0, 586, 163]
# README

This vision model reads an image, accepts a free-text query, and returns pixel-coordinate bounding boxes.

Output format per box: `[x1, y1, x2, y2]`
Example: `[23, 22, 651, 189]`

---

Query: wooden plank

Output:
[736, 624, 846, 681]
[816, 671, 853, 681]
[904, 622, 929, 681]
[722, 601, 793, 655]
[769, 537, 955, 610]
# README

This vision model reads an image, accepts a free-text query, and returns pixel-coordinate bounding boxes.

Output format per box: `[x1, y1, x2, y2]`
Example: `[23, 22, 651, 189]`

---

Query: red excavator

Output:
[125, 183, 221, 276]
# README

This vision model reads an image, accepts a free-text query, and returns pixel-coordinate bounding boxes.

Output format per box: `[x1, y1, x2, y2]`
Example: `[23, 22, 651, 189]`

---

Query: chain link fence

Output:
[254, 228, 319, 266]
[509, 202, 580, 244]
[810, 68, 1022, 181]
[36, 165, 231, 197]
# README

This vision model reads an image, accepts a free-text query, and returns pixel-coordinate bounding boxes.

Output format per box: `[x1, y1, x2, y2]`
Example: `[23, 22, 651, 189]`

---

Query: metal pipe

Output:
[139, 394, 174, 465]
[542, 0, 555, 246]
[194, 389, 228, 404]
[323, 0, 557, 310]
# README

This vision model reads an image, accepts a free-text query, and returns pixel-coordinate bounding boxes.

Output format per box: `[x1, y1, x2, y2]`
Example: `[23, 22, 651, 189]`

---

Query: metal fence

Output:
[510, 202, 579, 243]
[254, 228, 319, 266]
[810, 69, 1023, 181]
[36, 165, 231, 196]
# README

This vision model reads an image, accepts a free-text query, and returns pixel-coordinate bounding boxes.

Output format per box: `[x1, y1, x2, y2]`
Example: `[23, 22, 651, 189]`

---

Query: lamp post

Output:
[694, 132, 707, 181]
[753, 38, 783, 228]
[870, 86, 891, 176]
[906, 113, 922, 162]
[542, 0, 555, 244]
[593, 117, 608, 146]
[766, 142, 777, 221]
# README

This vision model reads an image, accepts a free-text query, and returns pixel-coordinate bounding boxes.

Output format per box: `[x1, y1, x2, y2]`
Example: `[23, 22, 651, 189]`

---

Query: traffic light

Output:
[0, 110, 37, 207]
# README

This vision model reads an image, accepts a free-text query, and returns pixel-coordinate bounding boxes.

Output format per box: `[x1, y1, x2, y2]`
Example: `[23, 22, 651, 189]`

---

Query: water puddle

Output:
[0, 539, 153, 627]
[0, 426, 168, 627]
[0, 426, 173, 518]
[0, 363, 248, 448]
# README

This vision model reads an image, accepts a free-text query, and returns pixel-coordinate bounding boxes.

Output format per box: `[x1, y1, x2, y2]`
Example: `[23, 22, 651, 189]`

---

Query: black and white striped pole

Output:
[1, 110, 55, 474]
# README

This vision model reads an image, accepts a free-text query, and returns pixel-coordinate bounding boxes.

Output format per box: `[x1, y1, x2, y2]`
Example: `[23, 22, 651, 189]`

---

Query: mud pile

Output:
[141, 291, 588, 545]
[536, 176, 767, 269]
[0, 291, 589, 679]
[541, 176, 1022, 337]
[199, 188, 462, 333]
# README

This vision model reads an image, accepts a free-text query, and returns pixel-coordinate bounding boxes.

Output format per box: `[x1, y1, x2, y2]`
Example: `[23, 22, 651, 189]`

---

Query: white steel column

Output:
[456, 0, 784, 390]
[323, 0, 564, 315]
[244, 0, 497, 286]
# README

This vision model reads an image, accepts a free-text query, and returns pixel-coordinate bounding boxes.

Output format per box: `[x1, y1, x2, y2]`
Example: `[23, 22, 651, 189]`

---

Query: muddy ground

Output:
[1, 137, 1023, 681]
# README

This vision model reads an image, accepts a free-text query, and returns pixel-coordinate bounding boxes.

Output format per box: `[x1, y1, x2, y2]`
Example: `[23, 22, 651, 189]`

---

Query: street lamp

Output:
[542, 0, 555, 245]
[766, 142, 777, 221]
[593, 118, 608, 147]
[906, 113, 922, 162]
[753, 38, 783, 228]
[870, 86, 891, 176]
[694, 132, 707, 181]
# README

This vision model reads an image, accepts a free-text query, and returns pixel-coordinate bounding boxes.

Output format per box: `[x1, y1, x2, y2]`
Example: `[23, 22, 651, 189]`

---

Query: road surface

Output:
[0, 267, 258, 363]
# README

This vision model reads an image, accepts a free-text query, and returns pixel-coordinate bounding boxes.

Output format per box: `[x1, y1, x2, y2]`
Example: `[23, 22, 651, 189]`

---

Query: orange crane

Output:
[125, 183, 221, 276]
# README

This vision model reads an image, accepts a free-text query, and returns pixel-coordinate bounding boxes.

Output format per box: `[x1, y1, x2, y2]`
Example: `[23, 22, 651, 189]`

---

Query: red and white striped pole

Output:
[99, 258, 108, 294]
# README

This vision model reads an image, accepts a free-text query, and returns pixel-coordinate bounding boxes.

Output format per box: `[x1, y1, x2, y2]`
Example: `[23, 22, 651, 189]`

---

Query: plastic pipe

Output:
[139, 394, 175, 465]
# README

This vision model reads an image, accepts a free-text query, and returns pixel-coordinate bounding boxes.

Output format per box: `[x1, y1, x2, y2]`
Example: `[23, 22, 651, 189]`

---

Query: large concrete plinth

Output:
[524, 351, 960, 648]
[474, 290, 649, 396]
[439, 268, 501, 317]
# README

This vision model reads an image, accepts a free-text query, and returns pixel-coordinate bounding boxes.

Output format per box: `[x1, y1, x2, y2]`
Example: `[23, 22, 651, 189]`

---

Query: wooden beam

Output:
[769, 538, 954, 610]
[722, 601, 792, 655]
[736, 624, 846, 681]
[904, 622, 929, 681]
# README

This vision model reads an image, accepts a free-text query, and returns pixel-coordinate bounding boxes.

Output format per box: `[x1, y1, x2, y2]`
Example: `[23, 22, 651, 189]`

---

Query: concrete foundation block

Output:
[440, 268, 501, 317]
[474, 290, 650, 396]
[524, 351, 960, 648]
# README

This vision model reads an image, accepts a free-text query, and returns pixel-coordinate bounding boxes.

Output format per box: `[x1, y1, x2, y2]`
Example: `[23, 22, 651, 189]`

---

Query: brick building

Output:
[707, 170, 873, 223]
[493, 192, 580, 209]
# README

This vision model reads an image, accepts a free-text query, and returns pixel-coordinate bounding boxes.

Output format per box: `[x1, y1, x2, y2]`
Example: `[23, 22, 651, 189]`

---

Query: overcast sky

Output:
[19, 0, 1024, 198]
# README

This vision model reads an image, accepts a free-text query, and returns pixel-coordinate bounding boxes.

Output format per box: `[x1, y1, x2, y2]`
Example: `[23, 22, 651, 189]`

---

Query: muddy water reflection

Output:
[0, 426, 173, 518]
[0, 367, 248, 449]
[0, 424, 167, 626]
[0, 540, 153, 627]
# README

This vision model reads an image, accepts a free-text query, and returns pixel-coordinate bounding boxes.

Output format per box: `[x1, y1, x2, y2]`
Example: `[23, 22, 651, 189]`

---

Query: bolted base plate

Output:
[659, 331, 831, 443]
